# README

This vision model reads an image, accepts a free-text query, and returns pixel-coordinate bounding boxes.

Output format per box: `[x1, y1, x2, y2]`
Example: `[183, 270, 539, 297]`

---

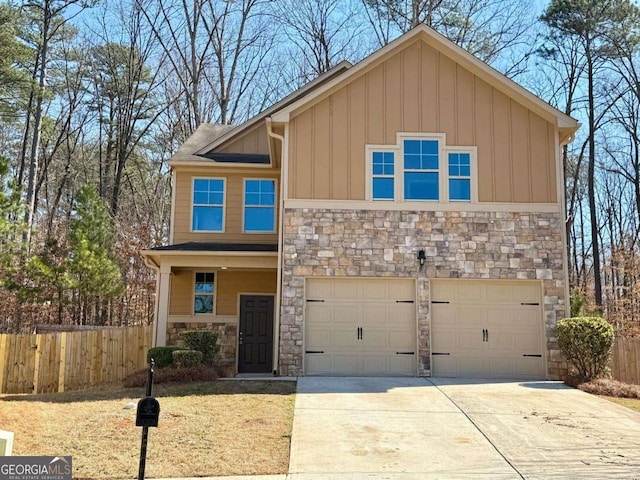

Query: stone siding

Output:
[280, 208, 567, 379]
[167, 321, 237, 371]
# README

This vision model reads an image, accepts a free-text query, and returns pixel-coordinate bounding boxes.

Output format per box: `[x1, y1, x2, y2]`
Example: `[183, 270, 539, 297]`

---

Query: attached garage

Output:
[430, 280, 545, 379]
[304, 278, 416, 376]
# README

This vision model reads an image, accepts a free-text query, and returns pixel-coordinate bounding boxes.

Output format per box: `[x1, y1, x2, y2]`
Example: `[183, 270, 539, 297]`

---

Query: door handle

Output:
[486, 329, 489, 342]
[239, 331, 244, 345]
[482, 329, 487, 342]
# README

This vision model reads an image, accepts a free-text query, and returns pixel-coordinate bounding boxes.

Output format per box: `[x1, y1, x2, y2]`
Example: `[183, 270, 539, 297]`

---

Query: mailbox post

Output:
[136, 359, 160, 480]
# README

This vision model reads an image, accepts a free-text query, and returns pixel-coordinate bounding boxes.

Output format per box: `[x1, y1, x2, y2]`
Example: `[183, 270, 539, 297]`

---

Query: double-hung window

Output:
[372, 151, 395, 200]
[403, 139, 439, 200]
[192, 178, 225, 232]
[448, 152, 471, 201]
[244, 179, 276, 232]
[194, 272, 214, 314]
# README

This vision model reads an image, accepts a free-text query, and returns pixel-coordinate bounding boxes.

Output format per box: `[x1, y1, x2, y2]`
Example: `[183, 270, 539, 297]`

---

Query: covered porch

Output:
[141, 243, 279, 374]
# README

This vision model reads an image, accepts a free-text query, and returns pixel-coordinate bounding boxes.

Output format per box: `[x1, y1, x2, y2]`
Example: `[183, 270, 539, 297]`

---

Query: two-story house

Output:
[142, 25, 579, 379]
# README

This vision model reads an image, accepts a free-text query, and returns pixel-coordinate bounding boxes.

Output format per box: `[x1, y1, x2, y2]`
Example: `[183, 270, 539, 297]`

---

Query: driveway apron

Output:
[288, 377, 640, 479]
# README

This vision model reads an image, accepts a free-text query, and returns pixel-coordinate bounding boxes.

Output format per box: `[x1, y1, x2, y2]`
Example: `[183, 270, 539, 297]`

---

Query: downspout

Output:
[266, 117, 285, 376]
[143, 255, 161, 347]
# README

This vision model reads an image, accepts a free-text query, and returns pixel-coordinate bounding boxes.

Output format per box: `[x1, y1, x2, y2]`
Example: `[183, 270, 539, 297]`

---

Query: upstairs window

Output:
[372, 152, 395, 200]
[403, 139, 439, 201]
[192, 178, 225, 232]
[448, 152, 471, 201]
[244, 179, 276, 232]
[194, 272, 214, 314]
[368, 135, 475, 203]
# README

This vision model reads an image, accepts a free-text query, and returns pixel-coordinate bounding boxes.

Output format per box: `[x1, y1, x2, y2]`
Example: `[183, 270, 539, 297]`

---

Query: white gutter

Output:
[266, 117, 285, 376]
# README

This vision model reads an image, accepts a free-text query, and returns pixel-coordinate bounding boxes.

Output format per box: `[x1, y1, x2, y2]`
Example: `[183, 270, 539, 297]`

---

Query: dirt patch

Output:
[0, 380, 296, 479]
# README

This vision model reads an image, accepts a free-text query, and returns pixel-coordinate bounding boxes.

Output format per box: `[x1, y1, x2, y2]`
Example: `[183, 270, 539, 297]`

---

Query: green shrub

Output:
[555, 316, 615, 382]
[147, 346, 185, 369]
[172, 349, 204, 368]
[181, 330, 219, 364]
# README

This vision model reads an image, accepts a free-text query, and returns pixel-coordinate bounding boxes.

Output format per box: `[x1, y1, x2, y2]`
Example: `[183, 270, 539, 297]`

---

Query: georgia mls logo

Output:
[0, 456, 72, 480]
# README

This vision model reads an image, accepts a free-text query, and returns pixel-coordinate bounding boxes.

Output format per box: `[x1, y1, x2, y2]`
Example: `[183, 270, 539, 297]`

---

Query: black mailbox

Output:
[136, 396, 160, 428]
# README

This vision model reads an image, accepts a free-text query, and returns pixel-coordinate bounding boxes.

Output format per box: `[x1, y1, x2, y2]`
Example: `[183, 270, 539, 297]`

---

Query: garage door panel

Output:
[459, 331, 484, 350]
[387, 355, 416, 374]
[388, 330, 415, 349]
[431, 280, 544, 379]
[516, 357, 543, 377]
[458, 357, 489, 375]
[333, 355, 361, 374]
[361, 306, 389, 324]
[432, 355, 458, 376]
[305, 355, 332, 374]
[305, 278, 416, 376]
[362, 329, 388, 348]
[431, 329, 456, 351]
[306, 304, 332, 323]
[306, 330, 333, 348]
[362, 282, 388, 300]
[457, 306, 487, 325]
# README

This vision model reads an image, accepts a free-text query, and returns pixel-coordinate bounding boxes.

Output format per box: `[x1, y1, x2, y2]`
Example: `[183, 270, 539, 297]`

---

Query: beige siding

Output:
[172, 168, 279, 244]
[169, 270, 193, 315]
[219, 124, 270, 155]
[287, 39, 558, 203]
[216, 270, 277, 315]
[169, 269, 276, 316]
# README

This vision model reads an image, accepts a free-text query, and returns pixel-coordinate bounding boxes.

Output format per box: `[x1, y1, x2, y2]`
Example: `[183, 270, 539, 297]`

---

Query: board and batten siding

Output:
[218, 124, 270, 155]
[172, 168, 279, 245]
[287, 39, 557, 203]
[169, 269, 277, 316]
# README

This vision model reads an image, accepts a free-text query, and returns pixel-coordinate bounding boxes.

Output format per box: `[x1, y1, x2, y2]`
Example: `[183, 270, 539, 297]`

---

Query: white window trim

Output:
[193, 270, 217, 316]
[443, 145, 478, 203]
[366, 133, 478, 204]
[242, 178, 278, 234]
[365, 145, 399, 201]
[190, 177, 226, 233]
[399, 134, 446, 202]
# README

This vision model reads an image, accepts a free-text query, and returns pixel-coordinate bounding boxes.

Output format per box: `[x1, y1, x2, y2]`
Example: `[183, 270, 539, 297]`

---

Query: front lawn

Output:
[0, 380, 296, 479]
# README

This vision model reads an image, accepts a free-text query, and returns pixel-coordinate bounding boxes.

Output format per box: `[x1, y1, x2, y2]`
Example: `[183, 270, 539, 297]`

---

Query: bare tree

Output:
[21, 0, 94, 251]
[360, 0, 538, 76]
[272, 0, 364, 84]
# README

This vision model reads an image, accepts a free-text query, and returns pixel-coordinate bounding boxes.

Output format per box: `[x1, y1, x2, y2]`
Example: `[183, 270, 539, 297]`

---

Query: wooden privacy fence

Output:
[611, 338, 640, 385]
[0, 325, 153, 394]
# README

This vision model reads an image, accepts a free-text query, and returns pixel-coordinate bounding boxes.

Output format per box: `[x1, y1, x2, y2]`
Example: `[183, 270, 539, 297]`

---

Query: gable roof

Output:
[270, 24, 579, 143]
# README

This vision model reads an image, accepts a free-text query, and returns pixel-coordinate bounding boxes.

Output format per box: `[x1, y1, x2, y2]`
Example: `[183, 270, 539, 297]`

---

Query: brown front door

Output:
[238, 295, 274, 373]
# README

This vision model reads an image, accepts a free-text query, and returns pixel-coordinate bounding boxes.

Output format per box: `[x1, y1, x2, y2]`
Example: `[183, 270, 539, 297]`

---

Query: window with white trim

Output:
[368, 135, 475, 203]
[192, 178, 225, 232]
[243, 179, 276, 232]
[448, 152, 471, 201]
[372, 151, 395, 200]
[194, 272, 214, 314]
[403, 139, 439, 200]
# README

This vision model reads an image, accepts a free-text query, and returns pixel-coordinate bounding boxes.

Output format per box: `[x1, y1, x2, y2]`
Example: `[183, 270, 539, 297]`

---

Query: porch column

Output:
[155, 264, 171, 346]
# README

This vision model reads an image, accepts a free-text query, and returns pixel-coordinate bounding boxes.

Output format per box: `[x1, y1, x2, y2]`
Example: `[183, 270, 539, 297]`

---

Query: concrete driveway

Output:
[288, 377, 640, 479]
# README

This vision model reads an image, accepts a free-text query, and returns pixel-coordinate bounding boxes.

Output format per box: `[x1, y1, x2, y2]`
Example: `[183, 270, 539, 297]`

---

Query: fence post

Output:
[0, 335, 7, 394]
[58, 332, 67, 393]
[33, 334, 43, 394]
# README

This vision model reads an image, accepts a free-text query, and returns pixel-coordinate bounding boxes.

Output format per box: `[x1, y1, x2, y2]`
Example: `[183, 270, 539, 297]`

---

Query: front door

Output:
[238, 295, 274, 373]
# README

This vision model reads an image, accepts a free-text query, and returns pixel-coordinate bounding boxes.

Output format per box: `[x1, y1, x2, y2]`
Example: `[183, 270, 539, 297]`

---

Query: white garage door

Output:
[305, 278, 416, 376]
[431, 280, 545, 379]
